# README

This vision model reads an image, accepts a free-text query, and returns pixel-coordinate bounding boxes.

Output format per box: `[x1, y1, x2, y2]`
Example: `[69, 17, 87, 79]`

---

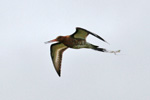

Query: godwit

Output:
[45, 27, 120, 76]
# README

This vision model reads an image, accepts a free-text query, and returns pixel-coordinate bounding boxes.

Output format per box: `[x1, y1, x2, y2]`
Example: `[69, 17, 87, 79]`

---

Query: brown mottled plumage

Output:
[45, 27, 120, 76]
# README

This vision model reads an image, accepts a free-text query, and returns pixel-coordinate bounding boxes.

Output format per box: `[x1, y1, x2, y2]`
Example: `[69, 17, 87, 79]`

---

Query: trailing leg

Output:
[91, 45, 120, 54]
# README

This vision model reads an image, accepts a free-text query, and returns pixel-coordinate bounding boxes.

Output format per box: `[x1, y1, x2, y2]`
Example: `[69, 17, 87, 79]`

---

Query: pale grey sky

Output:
[0, 0, 150, 100]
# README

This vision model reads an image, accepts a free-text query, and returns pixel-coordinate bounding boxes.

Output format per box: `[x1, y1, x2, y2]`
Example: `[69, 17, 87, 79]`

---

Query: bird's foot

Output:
[107, 50, 121, 55]
[111, 50, 121, 55]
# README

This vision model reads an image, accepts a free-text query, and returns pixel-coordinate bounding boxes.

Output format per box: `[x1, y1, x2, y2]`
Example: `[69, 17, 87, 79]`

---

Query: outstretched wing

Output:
[50, 43, 68, 76]
[71, 27, 108, 43]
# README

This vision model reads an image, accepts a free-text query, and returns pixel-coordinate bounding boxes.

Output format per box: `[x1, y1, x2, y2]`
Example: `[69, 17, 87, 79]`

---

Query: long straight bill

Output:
[44, 39, 57, 44]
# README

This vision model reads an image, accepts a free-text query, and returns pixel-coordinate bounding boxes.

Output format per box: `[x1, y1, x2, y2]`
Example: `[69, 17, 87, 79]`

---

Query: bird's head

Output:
[44, 36, 64, 44]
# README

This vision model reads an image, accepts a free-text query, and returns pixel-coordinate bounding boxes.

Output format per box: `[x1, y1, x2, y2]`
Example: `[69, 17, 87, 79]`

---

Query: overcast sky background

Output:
[0, 0, 150, 100]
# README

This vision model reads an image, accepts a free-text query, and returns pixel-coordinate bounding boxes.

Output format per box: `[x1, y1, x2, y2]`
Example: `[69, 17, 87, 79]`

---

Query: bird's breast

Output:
[63, 37, 86, 48]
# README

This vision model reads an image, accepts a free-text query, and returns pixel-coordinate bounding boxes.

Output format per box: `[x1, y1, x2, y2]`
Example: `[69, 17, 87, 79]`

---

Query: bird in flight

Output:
[45, 27, 120, 76]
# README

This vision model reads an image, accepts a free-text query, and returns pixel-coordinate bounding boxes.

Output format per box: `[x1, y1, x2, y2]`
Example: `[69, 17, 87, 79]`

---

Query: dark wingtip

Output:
[58, 74, 61, 77]
[57, 71, 61, 77]
[105, 41, 110, 45]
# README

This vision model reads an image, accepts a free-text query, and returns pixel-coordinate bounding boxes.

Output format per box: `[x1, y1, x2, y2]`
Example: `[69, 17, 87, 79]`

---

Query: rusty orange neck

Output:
[56, 36, 69, 42]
